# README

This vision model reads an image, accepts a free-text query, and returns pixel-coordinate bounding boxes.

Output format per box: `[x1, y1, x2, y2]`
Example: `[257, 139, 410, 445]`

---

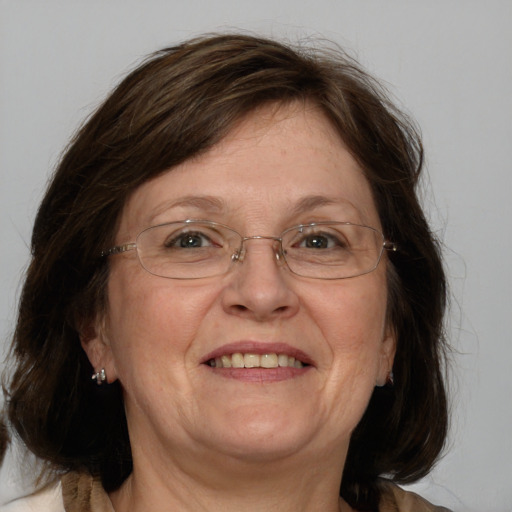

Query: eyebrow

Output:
[148, 194, 358, 225]
[167, 195, 225, 212]
[148, 195, 225, 223]
[290, 195, 354, 215]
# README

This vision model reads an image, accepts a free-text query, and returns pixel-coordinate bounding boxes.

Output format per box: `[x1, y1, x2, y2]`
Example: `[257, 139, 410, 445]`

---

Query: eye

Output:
[295, 231, 347, 250]
[164, 230, 220, 249]
[300, 234, 332, 249]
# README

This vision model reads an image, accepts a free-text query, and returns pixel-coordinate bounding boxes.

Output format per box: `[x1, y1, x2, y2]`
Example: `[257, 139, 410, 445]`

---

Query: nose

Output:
[221, 238, 299, 322]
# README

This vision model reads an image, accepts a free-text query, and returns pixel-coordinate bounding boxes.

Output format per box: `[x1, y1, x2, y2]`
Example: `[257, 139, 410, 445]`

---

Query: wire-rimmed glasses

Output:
[101, 220, 396, 280]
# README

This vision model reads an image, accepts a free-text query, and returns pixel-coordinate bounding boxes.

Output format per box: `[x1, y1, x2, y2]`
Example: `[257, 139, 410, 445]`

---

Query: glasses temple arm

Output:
[101, 243, 137, 257]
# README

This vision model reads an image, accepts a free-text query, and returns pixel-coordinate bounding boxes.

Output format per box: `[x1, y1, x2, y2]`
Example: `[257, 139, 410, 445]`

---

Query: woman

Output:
[2, 34, 451, 511]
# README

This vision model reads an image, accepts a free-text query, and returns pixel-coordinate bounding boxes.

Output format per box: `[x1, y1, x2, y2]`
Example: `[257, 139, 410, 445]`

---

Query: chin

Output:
[202, 409, 320, 462]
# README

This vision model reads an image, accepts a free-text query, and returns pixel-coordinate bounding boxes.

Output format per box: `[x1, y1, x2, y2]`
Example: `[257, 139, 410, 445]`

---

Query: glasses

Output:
[101, 220, 396, 280]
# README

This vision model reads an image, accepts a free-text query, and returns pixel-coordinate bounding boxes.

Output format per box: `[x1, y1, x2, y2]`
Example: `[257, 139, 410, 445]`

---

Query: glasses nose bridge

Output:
[233, 234, 284, 264]
[242, 234, 282, 243]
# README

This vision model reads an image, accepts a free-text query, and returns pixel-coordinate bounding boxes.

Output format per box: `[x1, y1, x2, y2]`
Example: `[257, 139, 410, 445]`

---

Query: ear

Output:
[376, 325, 396, 387]
[79, 315, 118, 384]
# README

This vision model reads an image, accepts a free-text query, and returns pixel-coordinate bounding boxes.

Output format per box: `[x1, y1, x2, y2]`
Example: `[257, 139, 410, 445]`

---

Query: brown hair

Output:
[3, 33, 448, 510]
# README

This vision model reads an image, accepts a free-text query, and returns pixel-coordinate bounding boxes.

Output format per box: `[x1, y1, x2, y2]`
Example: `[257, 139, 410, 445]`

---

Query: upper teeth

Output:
[209, 353, 304, 369]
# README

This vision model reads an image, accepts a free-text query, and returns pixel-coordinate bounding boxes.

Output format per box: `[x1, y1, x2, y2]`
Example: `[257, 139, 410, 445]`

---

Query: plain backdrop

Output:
[1, 1, 511, 511]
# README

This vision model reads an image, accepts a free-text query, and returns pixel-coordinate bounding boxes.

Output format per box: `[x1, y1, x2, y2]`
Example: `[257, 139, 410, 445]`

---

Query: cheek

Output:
[104, 270, 218, 383]
[321, 282, 389, 416]
[311, 275, 389, 374]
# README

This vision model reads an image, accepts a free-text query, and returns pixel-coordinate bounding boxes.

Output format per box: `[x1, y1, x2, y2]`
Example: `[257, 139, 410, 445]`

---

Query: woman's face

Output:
[85, 102, 395, 469]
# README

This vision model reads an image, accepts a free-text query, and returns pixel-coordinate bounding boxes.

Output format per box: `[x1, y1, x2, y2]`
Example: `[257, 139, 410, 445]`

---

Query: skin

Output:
[83, 102, 396, 512]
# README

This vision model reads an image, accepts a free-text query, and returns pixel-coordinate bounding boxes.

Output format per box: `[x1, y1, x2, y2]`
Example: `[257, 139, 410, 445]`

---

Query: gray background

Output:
[1, 1, 511, 510]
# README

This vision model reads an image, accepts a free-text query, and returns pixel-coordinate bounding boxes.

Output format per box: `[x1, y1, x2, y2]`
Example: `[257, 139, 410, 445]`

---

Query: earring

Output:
[92, 368, 107, 385]
[386, 370, 395, 387]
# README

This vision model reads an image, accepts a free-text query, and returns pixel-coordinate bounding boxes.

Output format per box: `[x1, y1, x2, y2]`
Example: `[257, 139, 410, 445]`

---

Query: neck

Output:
[109, 443, 353, 512]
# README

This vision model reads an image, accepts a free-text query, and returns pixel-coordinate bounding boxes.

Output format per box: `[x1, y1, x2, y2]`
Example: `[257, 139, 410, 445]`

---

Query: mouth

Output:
[206, 352, 307, 369]
[201, 342, 313, 382]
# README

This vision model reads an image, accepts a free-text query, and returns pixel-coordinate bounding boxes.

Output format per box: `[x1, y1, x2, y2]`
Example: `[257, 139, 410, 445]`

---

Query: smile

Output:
[207, 353, 306, 369]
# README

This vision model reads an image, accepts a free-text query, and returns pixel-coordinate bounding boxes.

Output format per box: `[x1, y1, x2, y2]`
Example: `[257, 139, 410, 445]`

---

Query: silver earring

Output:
[386, 370, 395, 387]
[92, 368, 107, 385]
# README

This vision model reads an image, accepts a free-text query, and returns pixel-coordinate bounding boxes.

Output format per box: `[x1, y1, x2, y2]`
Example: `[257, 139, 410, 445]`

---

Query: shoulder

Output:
[379, 480, 453, 512]
[0, 437, 63, 512]
[0, 482, 64, 512]
[0, 472, 113, 512]
[61, 472, 114, 512]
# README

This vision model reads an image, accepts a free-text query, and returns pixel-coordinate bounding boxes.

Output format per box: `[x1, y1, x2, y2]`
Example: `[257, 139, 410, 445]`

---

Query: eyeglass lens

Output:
[134, 221, 385, 280]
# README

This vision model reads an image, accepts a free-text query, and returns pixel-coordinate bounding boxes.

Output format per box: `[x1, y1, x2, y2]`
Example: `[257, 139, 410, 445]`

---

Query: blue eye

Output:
[165, 231, 216, 249]
[301, 234, 329, 249]
[297, 233, 346, 249]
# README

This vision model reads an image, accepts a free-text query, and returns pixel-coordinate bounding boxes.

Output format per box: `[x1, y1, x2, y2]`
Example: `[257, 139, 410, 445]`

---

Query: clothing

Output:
[379, 481, 453, 512]
[0, 472, 452, 512]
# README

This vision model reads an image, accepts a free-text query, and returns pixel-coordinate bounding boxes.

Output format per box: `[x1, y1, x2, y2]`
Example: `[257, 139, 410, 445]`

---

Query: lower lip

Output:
[206, 366, 311, 382]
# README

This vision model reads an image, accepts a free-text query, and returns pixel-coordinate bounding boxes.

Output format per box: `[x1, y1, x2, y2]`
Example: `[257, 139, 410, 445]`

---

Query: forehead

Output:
[118, 102, 380, 238]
